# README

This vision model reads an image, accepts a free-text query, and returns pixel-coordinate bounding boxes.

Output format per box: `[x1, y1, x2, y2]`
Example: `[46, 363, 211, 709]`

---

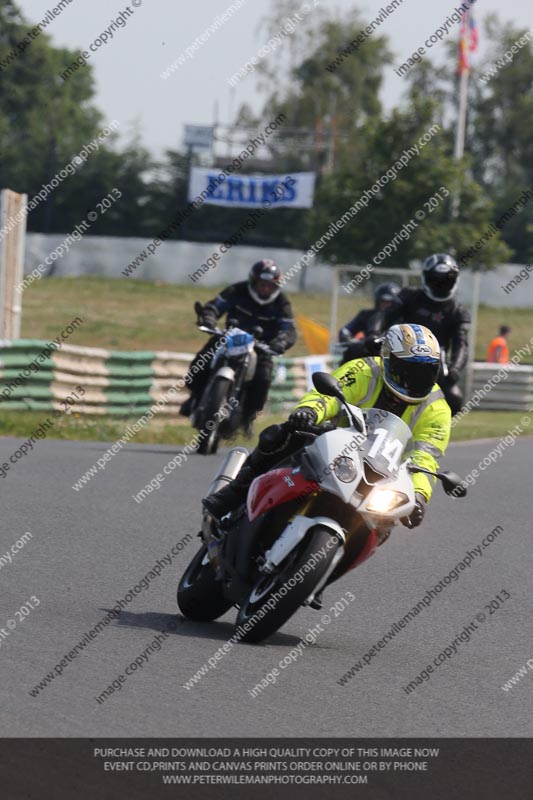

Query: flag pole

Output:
[454, 69, 469, 161]
[455, 1, 478, 163]
[451, 17, 471, 217]
[454, 3, 479, 404]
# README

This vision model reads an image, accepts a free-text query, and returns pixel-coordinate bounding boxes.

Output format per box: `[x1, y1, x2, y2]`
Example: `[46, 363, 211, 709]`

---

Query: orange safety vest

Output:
[487, 336, 509, 363]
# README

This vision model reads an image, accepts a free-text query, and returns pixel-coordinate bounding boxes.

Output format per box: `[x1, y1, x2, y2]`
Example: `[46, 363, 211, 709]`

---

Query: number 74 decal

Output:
[366, 428, 403, 471]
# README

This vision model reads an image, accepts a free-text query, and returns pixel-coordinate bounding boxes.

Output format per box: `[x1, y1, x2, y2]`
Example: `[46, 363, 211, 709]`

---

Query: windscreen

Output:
[360, 408, 413, 479]
[225, 329, 254, 356]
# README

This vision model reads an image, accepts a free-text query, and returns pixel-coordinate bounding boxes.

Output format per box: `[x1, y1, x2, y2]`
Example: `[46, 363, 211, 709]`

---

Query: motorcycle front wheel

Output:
[235, 526, 339, 643]
[196, 377, 232, 455]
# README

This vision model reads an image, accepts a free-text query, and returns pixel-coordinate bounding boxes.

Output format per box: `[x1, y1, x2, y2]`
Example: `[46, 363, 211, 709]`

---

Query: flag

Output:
[296, 314, 330, 355]
[468, 9, 479, 52]
[458, 3, 478, 74]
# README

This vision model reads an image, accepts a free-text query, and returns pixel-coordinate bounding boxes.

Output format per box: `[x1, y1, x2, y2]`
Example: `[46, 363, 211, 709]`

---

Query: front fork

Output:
[305, 545, 345, 605]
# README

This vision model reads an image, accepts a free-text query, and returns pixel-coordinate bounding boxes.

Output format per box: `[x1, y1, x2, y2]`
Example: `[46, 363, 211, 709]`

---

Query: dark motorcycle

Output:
[191, 303, 277, 455]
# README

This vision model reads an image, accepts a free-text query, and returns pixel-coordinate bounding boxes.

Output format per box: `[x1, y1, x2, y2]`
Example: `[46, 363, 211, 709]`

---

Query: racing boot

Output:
[202, 462, 259, 522]
[242, 413, 256, 439]
[202, 423, 291, 522]
[179, 396, 194, 417]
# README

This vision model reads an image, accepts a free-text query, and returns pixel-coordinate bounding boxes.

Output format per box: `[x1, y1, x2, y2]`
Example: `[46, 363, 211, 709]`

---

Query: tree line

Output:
[0, 0, 531, 269]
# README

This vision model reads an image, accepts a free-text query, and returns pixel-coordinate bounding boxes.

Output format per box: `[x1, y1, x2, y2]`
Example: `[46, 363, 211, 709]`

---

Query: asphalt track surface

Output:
[1, 433, 532, 737]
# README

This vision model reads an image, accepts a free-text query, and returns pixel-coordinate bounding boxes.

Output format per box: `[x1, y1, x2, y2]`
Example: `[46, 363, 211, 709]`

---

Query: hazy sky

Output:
[15, 0, 533, 157]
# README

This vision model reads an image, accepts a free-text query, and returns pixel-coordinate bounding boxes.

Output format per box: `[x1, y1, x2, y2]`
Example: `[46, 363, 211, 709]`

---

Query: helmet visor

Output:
[386, 354, 439, 400]
[254, 279, 278, 299]
[425, 270, 457, 299]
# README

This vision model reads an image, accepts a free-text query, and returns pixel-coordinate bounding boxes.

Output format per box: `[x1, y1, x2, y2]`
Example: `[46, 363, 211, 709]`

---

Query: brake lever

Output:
[317, 422, 337, 434]
[257, 344, 278, 357]
[288, 422, 336, 437]
[197, 325, 224, 336]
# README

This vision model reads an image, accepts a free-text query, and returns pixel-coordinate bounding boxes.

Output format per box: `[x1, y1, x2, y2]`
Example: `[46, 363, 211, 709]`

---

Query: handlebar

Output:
[196, 324, 279, 356]
[335, 335, 382, 355]
[197, 324, 225, 336]
[255, 341, 278, 357]
[285, 420, 337, 437]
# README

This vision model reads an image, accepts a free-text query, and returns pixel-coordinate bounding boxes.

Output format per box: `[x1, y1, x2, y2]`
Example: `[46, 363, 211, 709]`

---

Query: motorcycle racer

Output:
[389, 254, 470, 416]
[338, 282, 401, 364]
[203, 323, 451, 532]
[180, 260, 297, 430]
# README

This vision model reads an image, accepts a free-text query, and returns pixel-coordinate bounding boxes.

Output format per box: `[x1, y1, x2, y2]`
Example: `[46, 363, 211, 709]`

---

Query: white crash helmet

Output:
[381, 323, 441, 403]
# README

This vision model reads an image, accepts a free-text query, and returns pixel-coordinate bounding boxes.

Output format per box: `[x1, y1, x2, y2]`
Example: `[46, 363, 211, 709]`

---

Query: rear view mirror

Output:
[312, 371, 344, 402]
[312, 371, 365, 433]
[407, 465, 468, 497]
[440, 471, 467, 497]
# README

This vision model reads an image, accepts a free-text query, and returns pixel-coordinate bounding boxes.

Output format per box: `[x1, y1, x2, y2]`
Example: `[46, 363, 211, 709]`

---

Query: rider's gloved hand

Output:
[199, 305, 216, 328]
[201, 315, 217, 329]
[287, 407, 318, 431]
[338, 328, 352, 343]
[363, 335, 382, 356]
[268, 335, 287, 355]
[401, 493, 427, 529]
[447, 366, 460, 384]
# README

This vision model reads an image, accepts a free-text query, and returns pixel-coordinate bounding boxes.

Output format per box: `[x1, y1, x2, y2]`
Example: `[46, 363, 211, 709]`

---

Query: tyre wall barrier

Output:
[0, 341, 530, 416]
[470, 363, 533, 412]
[0, 341, 334, 417]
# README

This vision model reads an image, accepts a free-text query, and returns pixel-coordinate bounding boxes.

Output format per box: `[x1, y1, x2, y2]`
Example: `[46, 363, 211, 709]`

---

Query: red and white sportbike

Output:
[177, 372, 466, 643]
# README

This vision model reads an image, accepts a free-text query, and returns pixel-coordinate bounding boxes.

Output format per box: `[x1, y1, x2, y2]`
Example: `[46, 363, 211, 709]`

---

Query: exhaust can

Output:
[207, 447, 249, 496]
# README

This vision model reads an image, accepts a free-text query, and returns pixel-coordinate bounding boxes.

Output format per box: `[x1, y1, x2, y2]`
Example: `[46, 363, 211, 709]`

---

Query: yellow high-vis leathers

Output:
[293, 357, 451, 502]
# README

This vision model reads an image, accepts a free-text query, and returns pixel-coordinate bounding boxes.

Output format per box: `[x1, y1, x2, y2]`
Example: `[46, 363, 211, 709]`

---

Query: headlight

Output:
[366, 489, 408, 513]
[333, 456, 358, 483]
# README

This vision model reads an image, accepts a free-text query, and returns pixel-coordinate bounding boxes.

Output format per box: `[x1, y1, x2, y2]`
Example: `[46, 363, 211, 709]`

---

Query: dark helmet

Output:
[374, 282, 401, 308]
[248, 259, 282, 305]
[422, 253, 460, 302]
[381, 323, 441, 404]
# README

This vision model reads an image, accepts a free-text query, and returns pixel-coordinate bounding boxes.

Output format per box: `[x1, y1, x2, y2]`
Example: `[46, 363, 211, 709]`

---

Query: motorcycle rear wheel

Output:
[235, 526, 339, 643]
[177, 544, 233, 621]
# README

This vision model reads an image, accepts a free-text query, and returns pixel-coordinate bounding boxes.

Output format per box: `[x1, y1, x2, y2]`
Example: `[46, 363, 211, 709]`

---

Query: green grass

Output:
[469, 305, 533, 362]
[0, 410, 287, 448]
[20, 276, 346, 356]
[1, 275, 530, 445]
[19, 276, 533, 362]
[2, 409, 531, 447]
[449, 410, 533, 442]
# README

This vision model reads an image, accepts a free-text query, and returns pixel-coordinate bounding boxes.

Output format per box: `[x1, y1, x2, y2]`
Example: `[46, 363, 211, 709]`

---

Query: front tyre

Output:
[197, 377, 232, 455]
[177, 544, 233, 621]
[235, 526, 339, 643]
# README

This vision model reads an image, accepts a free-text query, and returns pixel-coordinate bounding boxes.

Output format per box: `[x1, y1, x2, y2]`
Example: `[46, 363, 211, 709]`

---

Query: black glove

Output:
[268, 335, 287, 355]
[338, 328, 352, 343]
[401, 493, 427, 529]
[287, 407, 318, 430]
[363, 334, 382, 356]
[447, 366, 460, 384]
[200, 309, 216, 329]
